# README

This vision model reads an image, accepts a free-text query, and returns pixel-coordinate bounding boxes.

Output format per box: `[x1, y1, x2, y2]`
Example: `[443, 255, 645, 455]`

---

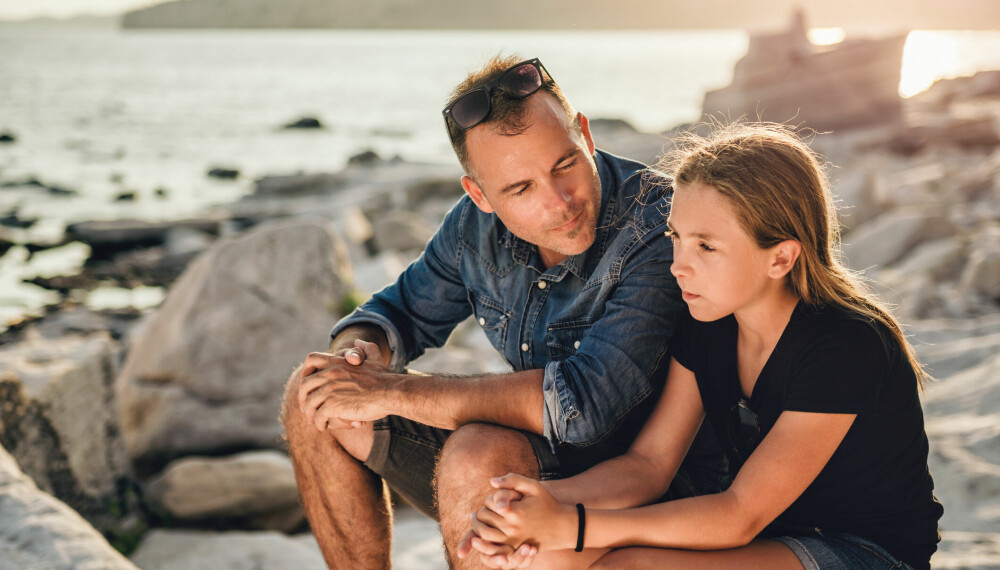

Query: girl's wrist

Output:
[558, 502, 582, 551]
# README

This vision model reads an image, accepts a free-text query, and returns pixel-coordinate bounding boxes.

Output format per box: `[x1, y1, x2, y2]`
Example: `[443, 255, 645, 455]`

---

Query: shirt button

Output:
[521, 343, 529, 352]
[574, 340, 581, 349]
[537, 280, 547, 289]
[478, 317, 486, 326]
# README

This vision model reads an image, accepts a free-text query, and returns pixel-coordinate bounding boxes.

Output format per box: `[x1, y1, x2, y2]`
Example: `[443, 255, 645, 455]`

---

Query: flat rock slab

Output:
[0, 446, 137, 570]
[144, 450, 303, 532]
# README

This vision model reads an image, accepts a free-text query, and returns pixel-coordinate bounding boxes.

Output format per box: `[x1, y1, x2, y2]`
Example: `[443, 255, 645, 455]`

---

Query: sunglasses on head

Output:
[727, 398, 761, 465]
[442, 58, 552, 132]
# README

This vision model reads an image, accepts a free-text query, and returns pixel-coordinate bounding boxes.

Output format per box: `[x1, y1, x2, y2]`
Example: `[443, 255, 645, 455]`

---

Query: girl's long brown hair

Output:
[662, 123, 928, 386]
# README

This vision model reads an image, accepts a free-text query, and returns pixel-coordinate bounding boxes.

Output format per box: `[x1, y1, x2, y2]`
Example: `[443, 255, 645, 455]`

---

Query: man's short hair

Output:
[445, 54, 578, 177]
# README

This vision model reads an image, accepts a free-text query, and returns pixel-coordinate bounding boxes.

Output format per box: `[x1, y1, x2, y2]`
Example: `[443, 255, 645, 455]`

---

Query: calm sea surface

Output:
[0, 27, 999, 325]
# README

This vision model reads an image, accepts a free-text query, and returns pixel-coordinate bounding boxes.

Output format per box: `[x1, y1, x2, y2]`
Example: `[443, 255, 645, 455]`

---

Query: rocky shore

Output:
[1, 65, 999, 569]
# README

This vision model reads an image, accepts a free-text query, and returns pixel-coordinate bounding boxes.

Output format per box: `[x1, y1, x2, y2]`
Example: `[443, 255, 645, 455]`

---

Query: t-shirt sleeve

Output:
[783, 317, 887, 415]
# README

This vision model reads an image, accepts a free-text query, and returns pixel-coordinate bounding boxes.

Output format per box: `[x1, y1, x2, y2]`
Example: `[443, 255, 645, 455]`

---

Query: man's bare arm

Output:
[297, 353, 545, 435]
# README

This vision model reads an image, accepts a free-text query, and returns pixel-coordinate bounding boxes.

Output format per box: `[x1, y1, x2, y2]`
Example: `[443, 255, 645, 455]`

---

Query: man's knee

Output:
[436, 423, 538, 485]
[279, 364, 305, 430]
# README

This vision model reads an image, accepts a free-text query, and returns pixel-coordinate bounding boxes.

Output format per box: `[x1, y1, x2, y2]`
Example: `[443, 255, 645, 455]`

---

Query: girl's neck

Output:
[734, 286, 801, 354]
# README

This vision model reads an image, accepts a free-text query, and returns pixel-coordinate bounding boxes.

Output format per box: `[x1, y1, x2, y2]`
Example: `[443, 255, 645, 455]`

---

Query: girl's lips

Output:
[682, 291, 700, 302]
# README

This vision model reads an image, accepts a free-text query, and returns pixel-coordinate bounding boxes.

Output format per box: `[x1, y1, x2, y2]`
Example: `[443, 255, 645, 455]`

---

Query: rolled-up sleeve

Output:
[541, 227, 683, 449]
[330, 200, 473, 370]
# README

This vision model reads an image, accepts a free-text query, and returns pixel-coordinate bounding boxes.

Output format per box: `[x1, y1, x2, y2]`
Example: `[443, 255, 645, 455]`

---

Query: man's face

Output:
[460, 92, 601, 268]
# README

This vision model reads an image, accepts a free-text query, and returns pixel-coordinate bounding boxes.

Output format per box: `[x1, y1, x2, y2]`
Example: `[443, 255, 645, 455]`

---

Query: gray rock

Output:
[958, 242, 1000, 300]
[353, 250, 408, 296]
[252, 172, 344, 197]
[932, 531, 1000, 570]
[0, 446, 138, 570]
[925, 352, 1000, 533]
[0, 333, 135, 535]
[116, 219, 352, 475]
[887, 237, 966, 283]
[405, 177, 464, 210]
[842, 208, 955, 272]
[829, 161, 886, 230]
[130, 529, 325, 570]
[372, 210, 435, 254]
[144, 450, 303, 532]
[283, 117, 323, 130]
[66, 219, 222, 257]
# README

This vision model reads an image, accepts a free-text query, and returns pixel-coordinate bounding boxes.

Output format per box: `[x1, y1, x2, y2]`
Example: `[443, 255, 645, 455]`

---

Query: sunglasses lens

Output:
[449, 88, 491, 129]
[501, 62, 543, 96]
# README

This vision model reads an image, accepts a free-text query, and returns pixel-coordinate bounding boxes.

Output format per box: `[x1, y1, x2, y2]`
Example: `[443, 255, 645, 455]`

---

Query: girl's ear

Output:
[768, 239, 802, 280]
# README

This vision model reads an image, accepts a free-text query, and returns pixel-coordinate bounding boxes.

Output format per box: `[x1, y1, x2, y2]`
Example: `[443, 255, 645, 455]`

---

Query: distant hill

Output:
[0, 14, 116, 27]
[120, 0, 1000, 31]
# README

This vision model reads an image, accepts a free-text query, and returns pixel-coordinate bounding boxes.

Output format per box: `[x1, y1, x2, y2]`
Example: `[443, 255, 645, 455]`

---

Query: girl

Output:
[458, 124, 943, 569]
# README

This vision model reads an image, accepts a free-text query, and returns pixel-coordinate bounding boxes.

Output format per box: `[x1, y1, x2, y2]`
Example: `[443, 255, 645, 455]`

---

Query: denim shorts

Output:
[764, 522, 915, 570]
[363, 414, 728, 520]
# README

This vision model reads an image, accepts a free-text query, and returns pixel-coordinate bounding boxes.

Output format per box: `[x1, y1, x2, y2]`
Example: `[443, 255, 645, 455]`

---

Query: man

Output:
[281, 55, 723, 569]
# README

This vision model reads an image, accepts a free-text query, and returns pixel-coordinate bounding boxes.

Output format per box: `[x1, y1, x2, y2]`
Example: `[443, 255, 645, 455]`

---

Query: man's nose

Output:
[541, 179, 573, 209]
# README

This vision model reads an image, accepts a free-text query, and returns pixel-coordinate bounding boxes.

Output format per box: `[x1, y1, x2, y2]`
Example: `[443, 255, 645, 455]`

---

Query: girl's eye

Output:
[699, 242, 716, 252]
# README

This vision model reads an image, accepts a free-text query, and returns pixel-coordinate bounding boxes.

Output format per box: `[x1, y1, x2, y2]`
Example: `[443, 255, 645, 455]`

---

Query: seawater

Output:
[2, 27, 1000, 228]
[0, 27, 999, 326]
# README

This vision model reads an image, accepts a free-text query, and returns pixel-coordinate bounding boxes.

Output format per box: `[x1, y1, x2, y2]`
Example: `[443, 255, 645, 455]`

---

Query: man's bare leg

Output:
[436, 423, 536, 569]
[435, 423, 603, 570]
[281, 368, 391, 569]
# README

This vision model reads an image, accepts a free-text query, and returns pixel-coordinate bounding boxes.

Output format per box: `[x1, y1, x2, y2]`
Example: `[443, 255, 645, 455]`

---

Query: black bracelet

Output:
[575, 503, 586, 552]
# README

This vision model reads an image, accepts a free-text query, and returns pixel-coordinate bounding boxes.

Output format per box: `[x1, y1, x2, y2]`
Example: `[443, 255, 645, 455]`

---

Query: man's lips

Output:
[552, 211, 583, 232]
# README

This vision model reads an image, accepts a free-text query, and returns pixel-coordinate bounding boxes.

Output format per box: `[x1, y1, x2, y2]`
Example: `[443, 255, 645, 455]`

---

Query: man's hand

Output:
[297, 340, 395, 431]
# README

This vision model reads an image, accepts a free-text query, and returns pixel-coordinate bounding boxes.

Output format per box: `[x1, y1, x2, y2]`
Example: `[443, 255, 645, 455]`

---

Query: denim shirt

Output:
[331, 150, 684, 451]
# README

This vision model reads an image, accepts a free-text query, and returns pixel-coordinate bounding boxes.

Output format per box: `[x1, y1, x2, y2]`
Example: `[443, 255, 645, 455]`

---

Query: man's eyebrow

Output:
[499, 177, 531, 195]
[552, 148, 580, 170]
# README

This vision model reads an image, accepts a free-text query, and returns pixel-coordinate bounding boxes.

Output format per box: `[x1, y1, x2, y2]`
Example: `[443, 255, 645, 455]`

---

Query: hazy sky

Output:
[0, 0, 159, 19]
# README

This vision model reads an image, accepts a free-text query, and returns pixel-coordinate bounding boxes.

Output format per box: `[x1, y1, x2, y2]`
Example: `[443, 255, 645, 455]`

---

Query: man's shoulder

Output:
[596, 149, 672, 236]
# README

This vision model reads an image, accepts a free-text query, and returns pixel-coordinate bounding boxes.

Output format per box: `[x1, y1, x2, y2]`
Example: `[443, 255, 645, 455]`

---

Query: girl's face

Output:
[667, 182, 775, 322]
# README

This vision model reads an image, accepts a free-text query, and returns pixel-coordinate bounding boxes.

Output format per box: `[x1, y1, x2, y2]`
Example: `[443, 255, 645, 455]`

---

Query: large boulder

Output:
[0, 445, 138, 570]
[371, 210, 435, 254]
[924, 351, 1000, 534]
[143, 450, 303, 532]
[0, 333, 136, 536]
[841, 208, 955, 272]
[116, 219, 352, 475]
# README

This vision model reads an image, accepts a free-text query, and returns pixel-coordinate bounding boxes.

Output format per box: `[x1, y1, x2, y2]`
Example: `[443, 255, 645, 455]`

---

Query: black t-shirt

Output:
[672, 302, 943, 570]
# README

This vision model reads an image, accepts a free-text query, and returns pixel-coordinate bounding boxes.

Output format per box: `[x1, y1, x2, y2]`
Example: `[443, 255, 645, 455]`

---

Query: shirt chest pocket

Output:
[546, 318, 595, 361]
[469, 290, 511, 352]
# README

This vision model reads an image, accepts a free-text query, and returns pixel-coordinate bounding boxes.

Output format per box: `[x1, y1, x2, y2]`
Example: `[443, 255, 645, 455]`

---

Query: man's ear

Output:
[461, 175, 494, 214]
[768, 239, 802, 280]
[578, 112, 596, 155]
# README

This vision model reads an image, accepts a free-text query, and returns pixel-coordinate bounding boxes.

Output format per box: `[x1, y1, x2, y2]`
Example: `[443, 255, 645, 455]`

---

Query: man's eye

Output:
[557, 159, 576, 171]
